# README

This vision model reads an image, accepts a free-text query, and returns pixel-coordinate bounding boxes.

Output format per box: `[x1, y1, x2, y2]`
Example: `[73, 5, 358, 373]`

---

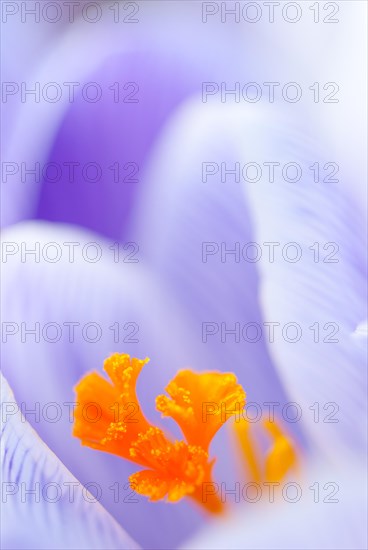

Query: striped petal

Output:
[1, 372, 139, 550]
[237, 104, 367, 456]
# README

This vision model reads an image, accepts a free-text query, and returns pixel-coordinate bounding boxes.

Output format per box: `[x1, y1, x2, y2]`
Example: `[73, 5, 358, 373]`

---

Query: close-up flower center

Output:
[73, 353, 298, 513]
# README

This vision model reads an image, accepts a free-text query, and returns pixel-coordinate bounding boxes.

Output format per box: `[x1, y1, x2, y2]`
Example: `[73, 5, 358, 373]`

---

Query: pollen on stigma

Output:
[73, 353, 297, 512]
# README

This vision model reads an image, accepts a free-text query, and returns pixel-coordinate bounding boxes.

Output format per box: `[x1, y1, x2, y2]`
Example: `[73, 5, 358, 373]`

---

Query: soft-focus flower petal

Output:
[135, 97, 294, 412]
[181, 459, 367, 550]
[133, 97, 308, 507]
[0, 372, 139, 550]
[2, 18, 197, 234]
[1, 221, 208, 548]
[3, 3, 240, 237]
[137, 96, 367, 458]
[36, 49, 199, 241]
[236, 104, 367, 456]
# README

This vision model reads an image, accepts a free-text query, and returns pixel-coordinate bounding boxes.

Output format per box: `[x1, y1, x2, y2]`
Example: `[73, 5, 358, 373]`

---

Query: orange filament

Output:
[263, 419, 299, 483]
[74, 353, 245, 513]
[233, 416, 298, 485]
[233, 417, 263, 483]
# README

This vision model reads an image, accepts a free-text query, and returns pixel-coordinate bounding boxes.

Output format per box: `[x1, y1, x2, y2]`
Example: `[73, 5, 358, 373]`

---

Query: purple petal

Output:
[1, 372, 139, 550]
[1, 221, 210, 549]
[36, 50, 200, 241]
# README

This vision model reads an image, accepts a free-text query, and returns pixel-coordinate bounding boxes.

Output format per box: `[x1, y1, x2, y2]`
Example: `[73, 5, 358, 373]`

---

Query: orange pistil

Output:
[74, 355, 151, 461]
[156, 370, 245, 452]
[73, 353, 245, 513]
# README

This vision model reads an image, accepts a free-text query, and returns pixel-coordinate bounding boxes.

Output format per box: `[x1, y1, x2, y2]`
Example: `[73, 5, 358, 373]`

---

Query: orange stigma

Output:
[73, 353, 245, 513]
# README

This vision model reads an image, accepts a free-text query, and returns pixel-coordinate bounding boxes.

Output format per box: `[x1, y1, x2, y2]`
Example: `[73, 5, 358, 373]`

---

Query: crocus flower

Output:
[1, 4, 366, 548]
[2, 91, 366, 547]
[73, 353, 246, 512]
[2, 339, 299, 549]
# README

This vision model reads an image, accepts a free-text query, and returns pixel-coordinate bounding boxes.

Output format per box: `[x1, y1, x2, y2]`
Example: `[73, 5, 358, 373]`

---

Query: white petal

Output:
[182, 459, 367, 550]
[353, 320, 368, 339]
[1, 373, 139, 550]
